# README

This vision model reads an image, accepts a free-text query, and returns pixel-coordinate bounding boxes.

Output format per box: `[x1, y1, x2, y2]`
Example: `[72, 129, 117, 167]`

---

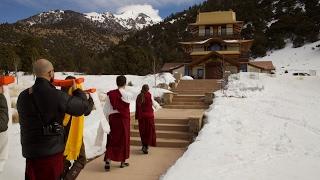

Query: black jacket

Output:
[17, 78, 94, 159]
[0, 94, 8, 133]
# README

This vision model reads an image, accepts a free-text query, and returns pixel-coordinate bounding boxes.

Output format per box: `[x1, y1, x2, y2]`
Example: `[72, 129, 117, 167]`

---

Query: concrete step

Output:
[176, 85, 219, 88]
[130, 129, 191, 140]
[174, 95, 204, 99]
[155, 118, 190, 125]
[130, 136, 190, 148]
[173, 96, 204, 102]
[175, 87, 219, 90]
[172, 99, 203, 103]
[174, 87, 215, 90]
[175, 80, 221, 93]
[170, 102, 206, 105]
[163, 104, 209, 109]
[134, 123, 189, 132]
[174, 89, 213, 92]
[173, 91, 209, 95]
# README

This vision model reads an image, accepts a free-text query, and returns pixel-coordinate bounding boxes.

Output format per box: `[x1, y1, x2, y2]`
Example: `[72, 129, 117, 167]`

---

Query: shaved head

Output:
[33, 59, 54, 77]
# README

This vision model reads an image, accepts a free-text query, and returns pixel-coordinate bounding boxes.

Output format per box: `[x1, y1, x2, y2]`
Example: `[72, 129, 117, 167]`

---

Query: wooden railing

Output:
[192, 33, 241, 40]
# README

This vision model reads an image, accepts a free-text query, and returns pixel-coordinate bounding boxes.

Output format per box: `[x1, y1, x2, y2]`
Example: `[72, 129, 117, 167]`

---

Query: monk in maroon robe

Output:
[135, 84, 156, 154]
[104, 75, 131, 171]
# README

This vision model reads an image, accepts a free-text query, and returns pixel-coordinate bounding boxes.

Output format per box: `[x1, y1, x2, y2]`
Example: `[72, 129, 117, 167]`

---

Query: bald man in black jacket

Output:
[17, 59, 94, 180]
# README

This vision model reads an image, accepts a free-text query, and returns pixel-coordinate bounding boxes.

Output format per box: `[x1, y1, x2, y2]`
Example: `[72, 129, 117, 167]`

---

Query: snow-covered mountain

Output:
[85, 9, 161, 30]
[18, 7, 162, 30]
[18, 10, 68, 26]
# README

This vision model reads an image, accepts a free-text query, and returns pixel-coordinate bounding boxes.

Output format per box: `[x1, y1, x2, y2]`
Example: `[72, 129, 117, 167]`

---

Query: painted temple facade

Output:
[179, 10, 254, 79]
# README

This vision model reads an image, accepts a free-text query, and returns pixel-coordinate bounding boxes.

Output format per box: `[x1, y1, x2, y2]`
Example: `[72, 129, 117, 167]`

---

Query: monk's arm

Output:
[57, 89, 94, 116]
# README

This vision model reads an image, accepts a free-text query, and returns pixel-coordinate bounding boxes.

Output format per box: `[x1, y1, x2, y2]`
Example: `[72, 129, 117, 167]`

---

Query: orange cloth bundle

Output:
[52, 78, 84, 87]
[84, 88, 96, 93]
[0, 76, 15, 86]
[52, 78, 96, 94]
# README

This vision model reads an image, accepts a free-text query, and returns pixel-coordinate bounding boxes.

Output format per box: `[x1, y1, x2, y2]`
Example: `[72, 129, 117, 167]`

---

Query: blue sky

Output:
[0, 0, 205, 23]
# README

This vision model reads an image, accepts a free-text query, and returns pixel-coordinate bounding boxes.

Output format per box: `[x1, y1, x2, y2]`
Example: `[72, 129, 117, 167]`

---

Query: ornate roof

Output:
[189, 11, 243, 26]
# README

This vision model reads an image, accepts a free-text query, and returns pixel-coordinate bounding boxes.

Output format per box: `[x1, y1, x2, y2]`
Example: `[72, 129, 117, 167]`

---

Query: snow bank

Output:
[162, 74, 320, 180]
[162, 41, 320, 180]
[222, 73, 264, 98]
[0, 124, 24, 180]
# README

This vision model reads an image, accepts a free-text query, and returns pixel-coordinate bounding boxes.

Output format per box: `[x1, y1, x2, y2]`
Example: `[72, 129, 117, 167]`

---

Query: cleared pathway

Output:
[78, 108, 205, 180]
[78, 146, 185, 180]
[79, 79, 220, 179]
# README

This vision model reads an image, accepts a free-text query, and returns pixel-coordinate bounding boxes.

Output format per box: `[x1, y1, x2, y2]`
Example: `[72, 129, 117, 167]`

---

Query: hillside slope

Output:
[257, 41, 320, 74]
[0, 8, 160, 74]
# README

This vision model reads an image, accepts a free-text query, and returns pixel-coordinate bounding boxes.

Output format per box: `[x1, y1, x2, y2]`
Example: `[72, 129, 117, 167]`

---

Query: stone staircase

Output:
[130, 118, 191, 148]
[163, 95, 208, 109]
[173, 79, 221, 95]
[130, 79, 220, 148]
[163, 79, 220, 109]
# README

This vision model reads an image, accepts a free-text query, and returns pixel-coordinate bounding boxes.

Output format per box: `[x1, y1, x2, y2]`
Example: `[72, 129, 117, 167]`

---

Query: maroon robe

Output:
[104, 89, 130, 162]
[135, 92, 156, 147]
[25, 152, 63, 180]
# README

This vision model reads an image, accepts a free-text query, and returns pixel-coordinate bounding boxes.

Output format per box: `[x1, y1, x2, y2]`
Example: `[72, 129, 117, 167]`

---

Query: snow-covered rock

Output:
[181, 76, 193, 80]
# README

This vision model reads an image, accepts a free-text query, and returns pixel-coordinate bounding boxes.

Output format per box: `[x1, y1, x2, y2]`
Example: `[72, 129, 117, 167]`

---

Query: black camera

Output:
[42, 122, 64, 136]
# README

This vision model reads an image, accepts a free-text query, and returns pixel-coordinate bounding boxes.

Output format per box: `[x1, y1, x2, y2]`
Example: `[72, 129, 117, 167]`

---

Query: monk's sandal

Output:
[120, 162, 129, 168]
[104, 161, 110, 172]
[142, 146, 148, 154]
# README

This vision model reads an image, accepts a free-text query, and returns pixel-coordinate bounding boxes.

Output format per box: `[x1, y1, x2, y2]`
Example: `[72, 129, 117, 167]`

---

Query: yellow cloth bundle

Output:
[63, 83, 85, 161]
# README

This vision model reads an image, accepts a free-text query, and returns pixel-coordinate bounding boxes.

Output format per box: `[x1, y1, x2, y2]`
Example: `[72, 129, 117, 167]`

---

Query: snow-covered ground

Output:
[162, 41, 320, 180]
[257, 41, 320, 75]
[0, 73, 175, 179]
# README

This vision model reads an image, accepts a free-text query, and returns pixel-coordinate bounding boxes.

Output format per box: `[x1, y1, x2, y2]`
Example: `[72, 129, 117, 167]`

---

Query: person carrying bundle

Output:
[17, 59, 94, 180]
[60, 76, 93, 180]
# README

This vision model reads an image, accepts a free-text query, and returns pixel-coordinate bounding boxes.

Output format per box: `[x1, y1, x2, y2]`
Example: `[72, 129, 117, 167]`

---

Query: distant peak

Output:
[84, 5, 162, 30]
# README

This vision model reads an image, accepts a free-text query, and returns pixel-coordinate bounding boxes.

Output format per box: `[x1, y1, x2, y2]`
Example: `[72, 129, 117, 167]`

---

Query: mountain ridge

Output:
[17, 9, 161, 30]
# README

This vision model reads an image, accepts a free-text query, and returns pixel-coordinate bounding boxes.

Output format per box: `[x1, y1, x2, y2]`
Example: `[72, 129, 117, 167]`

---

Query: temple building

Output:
[179, 10, 254, 79]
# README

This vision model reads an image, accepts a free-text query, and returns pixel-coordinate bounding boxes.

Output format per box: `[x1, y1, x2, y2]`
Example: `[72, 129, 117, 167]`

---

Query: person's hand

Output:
[0, 86, 3, 94]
